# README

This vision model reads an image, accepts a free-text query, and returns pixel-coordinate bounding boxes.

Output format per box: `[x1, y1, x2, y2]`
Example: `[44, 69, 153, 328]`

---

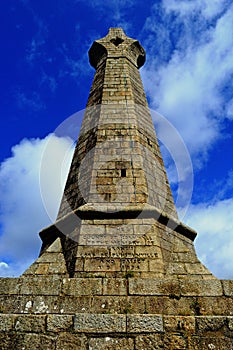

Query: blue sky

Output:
[0, 0, 233, 278]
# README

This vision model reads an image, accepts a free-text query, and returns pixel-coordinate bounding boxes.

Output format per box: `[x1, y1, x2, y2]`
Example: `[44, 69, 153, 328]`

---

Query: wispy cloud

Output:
[0, 134, 73, 276]
[22, 1, 48, 66]
[142, 1, 233, 165]
[40, 72, 58, 93]
[26, 37, 46, 65]
[76, 0, 134, 30]
[16, 90, 45, 111]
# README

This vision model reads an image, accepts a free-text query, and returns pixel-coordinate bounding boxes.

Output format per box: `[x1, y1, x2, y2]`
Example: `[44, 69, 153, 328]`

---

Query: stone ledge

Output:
[39, 204, 197, 250]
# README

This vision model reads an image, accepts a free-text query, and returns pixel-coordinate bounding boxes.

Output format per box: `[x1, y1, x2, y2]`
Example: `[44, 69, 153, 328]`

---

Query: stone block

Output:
[129, 278, 180, 296]
[103, 278, 127, 295]
[47, 315, 73, 332]
[228, 316, 233, 330]
[164, 334, 187, 349]
[189, 336, 233, 350]
[77, 246, 110, 258]
[62, 278, 102, 296]
[121, 257, 148, 272]
[0, 295, 29, 314]
[135, 334, 163, 350]
[56, 333, 87, 350]
[144, 296, 167, 314]
[127, 314, 163, 333]
[36, 252, 65, 263]
[166, 262, 187, 275]
[74, 313, 126, 333]
[185, 263, 212, 275]
[0, 278, 21, 295]
[164, 315, 195, 332]
[31, 296, 61, 314]
[84, 257, 121, 272]
[195, 296, 233, 315]
[60, 296, 92, 313]
[20, 276, 62, 295]
[124, 296, 146, 314]
[15, 315, 46, 332]
[0, 314, 15, 331]
[16, 333, 56, 350]
[196, 316, 226, 332]
[89, 337, 134, 350]
[180, 279, 223, 296]
[90, 296, 129, 314]
[47, 262, 67, 274]
[34, 263, 50, 274]
[0, 332, 12, 350]
[222, 280, 233, 296]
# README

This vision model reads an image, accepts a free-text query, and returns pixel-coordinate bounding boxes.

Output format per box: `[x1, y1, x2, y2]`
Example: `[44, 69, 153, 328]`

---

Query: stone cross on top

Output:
[89, 27, 146, 70]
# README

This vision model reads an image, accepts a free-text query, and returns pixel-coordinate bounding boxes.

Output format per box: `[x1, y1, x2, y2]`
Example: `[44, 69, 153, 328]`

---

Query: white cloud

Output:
[162, 0, 228, 19]
[142, 3, 233, 164]
[184, 197, 233, 279]
[0, 134, 73, 277]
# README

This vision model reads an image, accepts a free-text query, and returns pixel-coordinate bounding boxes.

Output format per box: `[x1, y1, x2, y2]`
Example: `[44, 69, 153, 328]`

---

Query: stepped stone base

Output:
[0, 275, 233, 349]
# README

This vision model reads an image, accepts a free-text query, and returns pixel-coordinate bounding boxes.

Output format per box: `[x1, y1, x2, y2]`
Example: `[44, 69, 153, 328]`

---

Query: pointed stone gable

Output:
[0, 28, 232, 349]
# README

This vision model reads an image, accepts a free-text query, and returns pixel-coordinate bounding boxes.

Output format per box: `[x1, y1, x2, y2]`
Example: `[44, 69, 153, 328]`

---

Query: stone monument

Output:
[0, 28, 232, 349]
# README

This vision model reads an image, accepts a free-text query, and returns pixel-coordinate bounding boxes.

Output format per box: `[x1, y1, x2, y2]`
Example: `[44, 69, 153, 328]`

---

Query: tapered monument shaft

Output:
[57, 28, 178, 223]
[37, 28, 212, 280]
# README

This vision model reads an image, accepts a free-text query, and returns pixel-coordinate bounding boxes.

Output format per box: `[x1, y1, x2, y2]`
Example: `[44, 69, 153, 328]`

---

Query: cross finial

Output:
[89, 27, 146, 69]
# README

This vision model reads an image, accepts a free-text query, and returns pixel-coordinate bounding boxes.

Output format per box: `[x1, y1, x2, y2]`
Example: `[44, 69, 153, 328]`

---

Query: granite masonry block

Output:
[135, 334, 164, 350]
[222, 280, 233, 296]
[74, 313, 126, 333]
[62, 277, 102, 296]
[0, 278, 21, 295]
[56, 333, 87, 350]
[164, 316, 196, 333]
[20, 276, 62, 295]
[196, 316, 227, 332]
[0, 314, 15, 331]
[180, 279, 223, 296]
[127, 314, 163, 333]
[129, 278, 180, 296]
[14, 315, 46, 332]
[89, 337, 134, 350]
[47, 315, 73, 332]
[103, 278, 128, 295]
